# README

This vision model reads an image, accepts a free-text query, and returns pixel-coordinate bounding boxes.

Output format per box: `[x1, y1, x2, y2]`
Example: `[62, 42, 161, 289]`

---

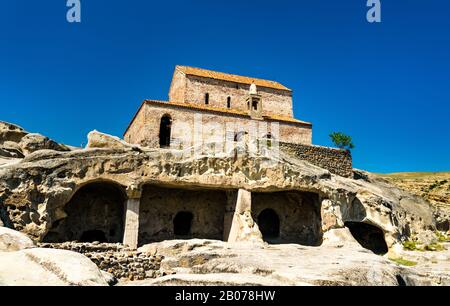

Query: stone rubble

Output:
[39, 242, 163, 281]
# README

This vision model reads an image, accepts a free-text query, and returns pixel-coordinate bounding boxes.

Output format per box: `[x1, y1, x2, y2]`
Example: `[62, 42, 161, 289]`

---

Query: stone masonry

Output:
[280, 142, 353, 178]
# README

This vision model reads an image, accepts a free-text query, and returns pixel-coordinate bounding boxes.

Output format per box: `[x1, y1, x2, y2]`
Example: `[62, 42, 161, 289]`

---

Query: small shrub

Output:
[329, 132, 355, 152]
[389, 257, 418, 267]
[425, 243, 446, 252]
[435, 231, 449, 242]
[402, 240, 421, 251]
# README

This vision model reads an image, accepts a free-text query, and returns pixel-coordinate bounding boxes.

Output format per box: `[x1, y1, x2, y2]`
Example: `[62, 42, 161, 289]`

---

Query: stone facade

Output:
[125, 65, 314, 149]
[172, 74, 293, 117]
[124, 101, 312, 148]
[280, 142, 353, 178]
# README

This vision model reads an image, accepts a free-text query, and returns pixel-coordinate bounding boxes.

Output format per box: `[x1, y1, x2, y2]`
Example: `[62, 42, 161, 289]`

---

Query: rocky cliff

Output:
[0, 121, 449, 286]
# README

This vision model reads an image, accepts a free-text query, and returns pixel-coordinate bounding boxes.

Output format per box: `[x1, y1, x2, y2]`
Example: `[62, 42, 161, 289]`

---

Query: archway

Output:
[258, 209, 280, 241]
[345, 221, 388, 255]
[43, 182, 126, 243]
[173, 211, 193, 237]
[159, 114, 172, 148]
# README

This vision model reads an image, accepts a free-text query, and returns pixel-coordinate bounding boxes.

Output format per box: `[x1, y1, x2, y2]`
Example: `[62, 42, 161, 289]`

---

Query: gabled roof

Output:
[176, 66, 291, 92]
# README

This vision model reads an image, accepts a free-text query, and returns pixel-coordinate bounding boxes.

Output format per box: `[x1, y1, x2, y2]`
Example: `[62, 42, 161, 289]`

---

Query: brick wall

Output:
[125, 102, 312, 148]
[169, 74, 294, 118]
[280, 142, 353, 178]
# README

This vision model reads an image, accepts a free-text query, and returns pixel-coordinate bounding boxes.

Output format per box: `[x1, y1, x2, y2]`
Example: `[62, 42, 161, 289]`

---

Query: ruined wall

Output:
[138, 185, 229, 244]
[126, 102, 312, 148]
[251, 191, 322, 246]
[39, 242, 163, 280]
[183, 75, 293, 117]
[280, 142, 353, 178]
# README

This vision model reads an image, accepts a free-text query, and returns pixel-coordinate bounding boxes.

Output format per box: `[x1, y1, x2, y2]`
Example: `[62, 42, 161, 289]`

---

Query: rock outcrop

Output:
[0, 121, 70, 162]
[128, 239, 450, 286]
[0, 247, 109, 286]
[0, 132, 439, 250]
[0, 123, 449, 286]
[0, 226, 35, 252]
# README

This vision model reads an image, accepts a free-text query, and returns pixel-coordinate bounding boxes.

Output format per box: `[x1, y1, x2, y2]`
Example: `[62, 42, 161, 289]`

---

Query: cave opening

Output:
[257, 209, 280, 241]
[345, 221, 388, 255]
[252, 191, 322, 246]
[138, 185, 228, 244]
[43, 182, 126, 243]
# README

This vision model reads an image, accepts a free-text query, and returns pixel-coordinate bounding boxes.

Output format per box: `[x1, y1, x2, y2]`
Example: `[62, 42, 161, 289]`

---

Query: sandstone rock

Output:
[0, 141, 24, 158]
[131, 239, 450, 286]
[0, 121, 28, 145]
[322, 228, 361, 247]
[0, 227, 35, 252]
[18, 133, 70, 155]
[0, 248, 108, 286]
[86, 130, 139, 150]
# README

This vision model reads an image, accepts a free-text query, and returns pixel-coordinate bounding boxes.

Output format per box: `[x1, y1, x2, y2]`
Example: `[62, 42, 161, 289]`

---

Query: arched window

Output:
[205, 93, 209, 105]
[257, 208, 280, 241]
[227, 97, 231, 109]
[159, 114, 172, 148]
[173, 211, 193, 237]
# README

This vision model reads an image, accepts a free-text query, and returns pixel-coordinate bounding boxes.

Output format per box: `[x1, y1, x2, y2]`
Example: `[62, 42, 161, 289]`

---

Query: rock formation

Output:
[0, 121, 449, 286]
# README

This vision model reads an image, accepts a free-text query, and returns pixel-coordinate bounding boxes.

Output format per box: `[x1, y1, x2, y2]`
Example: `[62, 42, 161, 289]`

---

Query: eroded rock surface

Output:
[0, 247, 109, 286]
[126, 239, 450, 286]
[0, 123, 449, 286]
[0, 226, 35, 252]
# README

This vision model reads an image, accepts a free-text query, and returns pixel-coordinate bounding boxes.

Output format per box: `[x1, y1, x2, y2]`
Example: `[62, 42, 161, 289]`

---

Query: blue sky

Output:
[1, 0, 449, 173]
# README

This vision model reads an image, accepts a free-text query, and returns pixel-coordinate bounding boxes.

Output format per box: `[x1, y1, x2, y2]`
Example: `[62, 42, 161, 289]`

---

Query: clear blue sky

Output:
[1, 1, 449, 173]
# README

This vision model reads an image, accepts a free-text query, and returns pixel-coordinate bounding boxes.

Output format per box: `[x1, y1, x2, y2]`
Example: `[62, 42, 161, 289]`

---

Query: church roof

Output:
[176, 66, 292, 92]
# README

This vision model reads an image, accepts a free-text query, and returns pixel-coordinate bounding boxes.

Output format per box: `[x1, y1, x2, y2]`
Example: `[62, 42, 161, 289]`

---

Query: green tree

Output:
[329, 132, 355, 152]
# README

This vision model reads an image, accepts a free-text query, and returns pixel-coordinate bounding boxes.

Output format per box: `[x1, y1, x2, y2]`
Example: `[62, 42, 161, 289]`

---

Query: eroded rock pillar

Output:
[123, 185, 142, 249]
[225, 189, 263, 243]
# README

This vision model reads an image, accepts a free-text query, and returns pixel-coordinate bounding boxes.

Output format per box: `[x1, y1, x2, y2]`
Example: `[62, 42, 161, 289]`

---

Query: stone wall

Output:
[124, 101, 312, 148]
[39, 242, 163, 281]
[280, 142, 353, 178]
[168, 72, 294, 118]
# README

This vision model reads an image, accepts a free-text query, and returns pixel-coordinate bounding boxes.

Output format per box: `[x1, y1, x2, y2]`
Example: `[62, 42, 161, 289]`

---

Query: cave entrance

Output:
[252, 191, 322, 246]
[159, 114, 172, 148]
[139, 185, 229, 244]
[43, 182, 126, 243]
[258, 209, 280, 241]
[173, 211, 193, 237]
[345, 221, 388, 255]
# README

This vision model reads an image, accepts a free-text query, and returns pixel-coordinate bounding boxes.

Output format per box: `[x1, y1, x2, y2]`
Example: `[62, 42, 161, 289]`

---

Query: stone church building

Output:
[124, 66, 313, 149]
